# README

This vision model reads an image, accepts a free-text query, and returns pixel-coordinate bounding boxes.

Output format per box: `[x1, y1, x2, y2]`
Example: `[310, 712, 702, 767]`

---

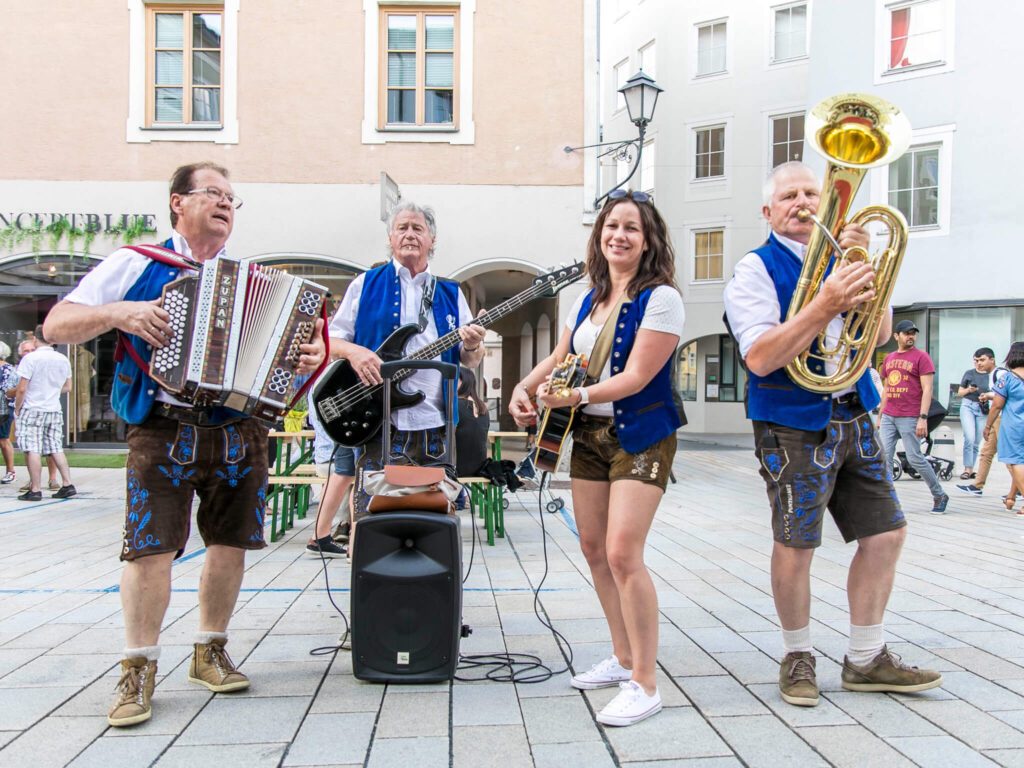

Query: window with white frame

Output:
[695, 126, 725, 179]
[696, 21, 727, 77]
[614, 58, 629, 111]
[639, 40, 656, 77]
[693, 228, 724, 281]
[640, 140, 655, 196]
[772, 2, 808, 62]
[148, 7, 223, 125]
[380, 7, 458, 128]
[770, 113, 804, 167]
[127, 0, 238, 143]
[887, 0, 943, 70]
[888, 144, 939, 228]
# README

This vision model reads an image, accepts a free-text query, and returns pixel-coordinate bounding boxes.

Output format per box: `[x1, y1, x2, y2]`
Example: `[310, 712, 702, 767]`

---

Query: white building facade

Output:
[603, 0, 1024, 435]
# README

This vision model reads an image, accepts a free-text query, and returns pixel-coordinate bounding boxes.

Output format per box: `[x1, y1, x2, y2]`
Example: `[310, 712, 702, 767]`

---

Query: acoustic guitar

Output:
[533, 353, 589, 473]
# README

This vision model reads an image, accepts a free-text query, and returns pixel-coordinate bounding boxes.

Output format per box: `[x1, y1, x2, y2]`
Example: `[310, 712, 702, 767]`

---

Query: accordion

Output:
[149, 255, 328, 421]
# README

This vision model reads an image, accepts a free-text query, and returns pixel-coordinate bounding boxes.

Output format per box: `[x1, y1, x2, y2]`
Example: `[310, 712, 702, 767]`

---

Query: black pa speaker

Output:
[351, 512, 462, 682]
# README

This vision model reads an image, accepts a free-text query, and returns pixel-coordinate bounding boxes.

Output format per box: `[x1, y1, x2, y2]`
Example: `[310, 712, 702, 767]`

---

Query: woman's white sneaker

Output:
[571, 655, 632, 690]
[596, 680, 662, 726]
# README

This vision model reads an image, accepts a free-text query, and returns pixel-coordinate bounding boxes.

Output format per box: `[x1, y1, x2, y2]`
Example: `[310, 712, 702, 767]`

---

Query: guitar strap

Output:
[418, 275, 437, 332]
[584, 292, 628, 386]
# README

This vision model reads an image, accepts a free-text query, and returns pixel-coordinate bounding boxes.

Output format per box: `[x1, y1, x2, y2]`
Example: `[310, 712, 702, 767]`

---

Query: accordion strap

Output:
[124, 243, 201, 270]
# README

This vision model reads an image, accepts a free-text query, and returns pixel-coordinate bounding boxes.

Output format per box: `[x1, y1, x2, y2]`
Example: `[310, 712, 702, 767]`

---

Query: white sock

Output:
[195, 631, 228, 645]
[781, 625, 813, 654]
[847, 623, 885, 666]
[124, 645, 160, 661]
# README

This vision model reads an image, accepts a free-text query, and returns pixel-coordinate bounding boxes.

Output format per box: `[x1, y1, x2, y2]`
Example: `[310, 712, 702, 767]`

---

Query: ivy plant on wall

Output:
[0, 217, 155, 262]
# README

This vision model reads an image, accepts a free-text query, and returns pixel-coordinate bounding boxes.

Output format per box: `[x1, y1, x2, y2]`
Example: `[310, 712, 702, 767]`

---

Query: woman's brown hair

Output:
[585, 194, 678, 306]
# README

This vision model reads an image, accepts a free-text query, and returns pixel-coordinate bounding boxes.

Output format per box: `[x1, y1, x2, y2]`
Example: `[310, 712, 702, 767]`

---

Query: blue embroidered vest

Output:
[353, 262, 462, 423]
[745, 233, 879, 431]
[112, 238, 185, 424]
[572, 287, 682, 453]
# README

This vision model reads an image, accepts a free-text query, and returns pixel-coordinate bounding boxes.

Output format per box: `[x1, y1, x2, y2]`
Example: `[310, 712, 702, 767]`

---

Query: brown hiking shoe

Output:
[779, 651, 819, 707]
[108, 657, 157, 727]
[842, 645, 943, 693]
[188, 638, 249, 692]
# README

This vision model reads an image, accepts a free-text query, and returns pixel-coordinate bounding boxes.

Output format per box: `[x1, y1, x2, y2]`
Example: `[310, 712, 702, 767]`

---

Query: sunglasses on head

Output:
[607, 189, 652, 203]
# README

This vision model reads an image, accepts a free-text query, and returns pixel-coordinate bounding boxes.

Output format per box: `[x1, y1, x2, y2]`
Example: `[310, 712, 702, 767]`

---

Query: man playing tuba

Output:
[723, 160, 942, 709]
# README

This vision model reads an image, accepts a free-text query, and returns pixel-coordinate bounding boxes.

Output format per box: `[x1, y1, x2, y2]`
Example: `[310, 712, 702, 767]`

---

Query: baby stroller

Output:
[891, 401, 955, 482]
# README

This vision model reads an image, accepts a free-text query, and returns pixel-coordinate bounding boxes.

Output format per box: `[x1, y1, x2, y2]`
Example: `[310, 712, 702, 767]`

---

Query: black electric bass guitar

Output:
[533, 353, 588, 473]
[312, 263, 585, 447]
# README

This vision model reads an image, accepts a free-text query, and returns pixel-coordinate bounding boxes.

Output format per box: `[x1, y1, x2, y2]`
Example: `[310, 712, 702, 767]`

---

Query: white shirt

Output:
[329, 258, 473, 430]
[565, 285, 685, 416]
[17, 346, 71, 412]
[63, 231, 214, 406]
[723, 231, 851, 395]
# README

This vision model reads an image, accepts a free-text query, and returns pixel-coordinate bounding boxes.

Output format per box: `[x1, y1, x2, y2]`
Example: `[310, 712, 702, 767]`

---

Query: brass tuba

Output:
[784, 93, 911, 392]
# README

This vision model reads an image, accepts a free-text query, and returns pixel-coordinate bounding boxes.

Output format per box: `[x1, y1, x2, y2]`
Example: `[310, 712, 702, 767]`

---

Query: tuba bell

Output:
[784, 93, 911, 393]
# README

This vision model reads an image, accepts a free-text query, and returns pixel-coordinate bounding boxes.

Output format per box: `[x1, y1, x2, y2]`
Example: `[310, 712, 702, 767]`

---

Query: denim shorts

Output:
[753, 400, 905, 549]
[569, 413, 676, 491]
[316, 445, 356, 477]
[0, 413, 11, 440]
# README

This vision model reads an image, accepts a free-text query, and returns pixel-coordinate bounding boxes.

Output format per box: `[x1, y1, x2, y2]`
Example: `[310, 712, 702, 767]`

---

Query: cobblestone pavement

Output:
[1, 445, 1022, 767]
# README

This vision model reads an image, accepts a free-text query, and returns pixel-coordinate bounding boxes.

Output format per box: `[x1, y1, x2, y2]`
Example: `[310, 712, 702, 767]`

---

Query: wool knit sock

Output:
[846, 623, 885, 667]
[781, 625, 813, 654]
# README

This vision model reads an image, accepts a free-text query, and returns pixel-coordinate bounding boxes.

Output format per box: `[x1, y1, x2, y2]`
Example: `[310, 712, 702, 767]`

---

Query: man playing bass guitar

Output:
[327, 201, 485, 525]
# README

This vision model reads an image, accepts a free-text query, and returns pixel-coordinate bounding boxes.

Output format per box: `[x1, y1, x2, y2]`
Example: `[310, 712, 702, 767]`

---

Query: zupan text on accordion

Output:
[149, 255, 329, 421]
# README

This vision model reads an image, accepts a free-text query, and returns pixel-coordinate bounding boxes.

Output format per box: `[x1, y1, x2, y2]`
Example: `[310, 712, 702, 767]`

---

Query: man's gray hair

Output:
[762, 161, 816, 206]
[386, 201, 437, 258]
[0, 341, 9, 360]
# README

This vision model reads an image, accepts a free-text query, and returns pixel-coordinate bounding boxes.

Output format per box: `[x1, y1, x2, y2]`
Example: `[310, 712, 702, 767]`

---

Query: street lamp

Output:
[564, 71, 664, 209]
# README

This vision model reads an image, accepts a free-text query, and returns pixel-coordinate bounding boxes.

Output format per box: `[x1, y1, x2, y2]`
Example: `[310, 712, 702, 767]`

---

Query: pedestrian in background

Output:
[0, 342, 17, 484]
[984, 342, 1024, 516]
[957, 347, 995, 480]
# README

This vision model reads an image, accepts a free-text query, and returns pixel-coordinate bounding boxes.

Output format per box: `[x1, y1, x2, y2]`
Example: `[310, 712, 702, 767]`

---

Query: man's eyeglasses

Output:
[186, 187, 243, 209]
[607, 189, 652, 204]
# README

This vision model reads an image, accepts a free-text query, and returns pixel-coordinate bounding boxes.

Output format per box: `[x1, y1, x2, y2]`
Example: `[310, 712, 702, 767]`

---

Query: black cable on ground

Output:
[309, 442, 351, 657]
[456, 477, 575, 683]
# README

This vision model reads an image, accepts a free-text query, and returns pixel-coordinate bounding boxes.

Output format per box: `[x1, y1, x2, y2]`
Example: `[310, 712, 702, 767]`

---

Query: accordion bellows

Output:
[150, 256, 328, 421]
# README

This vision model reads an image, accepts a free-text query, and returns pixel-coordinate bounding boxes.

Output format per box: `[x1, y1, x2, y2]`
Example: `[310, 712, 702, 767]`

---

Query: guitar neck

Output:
[403, 275, 575, 366]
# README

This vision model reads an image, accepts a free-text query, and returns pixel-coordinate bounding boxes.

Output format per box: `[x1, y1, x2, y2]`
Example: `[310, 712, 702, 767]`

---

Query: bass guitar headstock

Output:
[533, 262, 585, 297]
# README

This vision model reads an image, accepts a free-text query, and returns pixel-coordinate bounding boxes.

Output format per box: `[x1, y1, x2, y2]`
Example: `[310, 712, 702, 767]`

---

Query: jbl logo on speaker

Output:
[397, 652, 410, 665]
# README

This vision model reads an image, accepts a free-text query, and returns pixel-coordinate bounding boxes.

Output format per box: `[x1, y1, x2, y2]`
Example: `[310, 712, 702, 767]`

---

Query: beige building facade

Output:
[0, 0, 597, 444]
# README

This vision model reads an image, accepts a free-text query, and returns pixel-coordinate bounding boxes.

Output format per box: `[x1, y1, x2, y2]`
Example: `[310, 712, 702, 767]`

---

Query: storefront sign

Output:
[0, 212, 157, 233]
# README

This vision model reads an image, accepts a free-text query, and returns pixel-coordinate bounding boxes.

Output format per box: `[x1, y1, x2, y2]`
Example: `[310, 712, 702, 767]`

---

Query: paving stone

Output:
[711, 651, 780, 685]
[905, 700, 1024, 750]
[887, 735, 1001, 767]
[67, 734, 174, 768]
[283, 712, 376, 766]
[603, 707, 731, 762]
[375, 691, 448, 738]
[452, 679, 522, 726]
[0, 652, 119, 687]
[710, 714, 828, 767]
[983, 748, 1024, 767]
[930, 647, 1024, 680]
[619, 760, 743, 768]
[232, 661, 328, 698]
[0, 715, 108, 768]
[676, 675, 769, 716]
[798, 724, 917, 767]
[155, 743, 289, 768]
[452, 725, 533, 768]
[532, 740, 616, 768]
[824, 691, 943, 737]
[938, 670, 1024, 711]
[308, 677, 385, 714]
[176, 695, 309, 745]
[520, 694, 599, 744]
[685, 627, 757, 653]
[366, 736, 448, 768]
[0, 685, 79, 729]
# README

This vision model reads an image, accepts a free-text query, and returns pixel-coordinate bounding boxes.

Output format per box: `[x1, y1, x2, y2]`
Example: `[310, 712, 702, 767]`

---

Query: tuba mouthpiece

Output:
[796, 209, 812, 222]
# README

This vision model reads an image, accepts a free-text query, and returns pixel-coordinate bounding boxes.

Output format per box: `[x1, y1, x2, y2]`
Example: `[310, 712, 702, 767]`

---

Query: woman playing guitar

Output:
[509, 190, 684, 727]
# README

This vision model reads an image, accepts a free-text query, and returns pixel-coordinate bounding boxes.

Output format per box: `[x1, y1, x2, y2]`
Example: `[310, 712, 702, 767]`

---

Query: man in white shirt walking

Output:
[14, 326, 74, 501]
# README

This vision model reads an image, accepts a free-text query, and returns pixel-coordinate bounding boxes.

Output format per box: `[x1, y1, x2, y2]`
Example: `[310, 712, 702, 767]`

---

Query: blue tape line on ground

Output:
[0, 586, 585, 595]
[174, 548, 207, 564]
[0, 498, 74, 514]
[558, 506, 578, 538]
